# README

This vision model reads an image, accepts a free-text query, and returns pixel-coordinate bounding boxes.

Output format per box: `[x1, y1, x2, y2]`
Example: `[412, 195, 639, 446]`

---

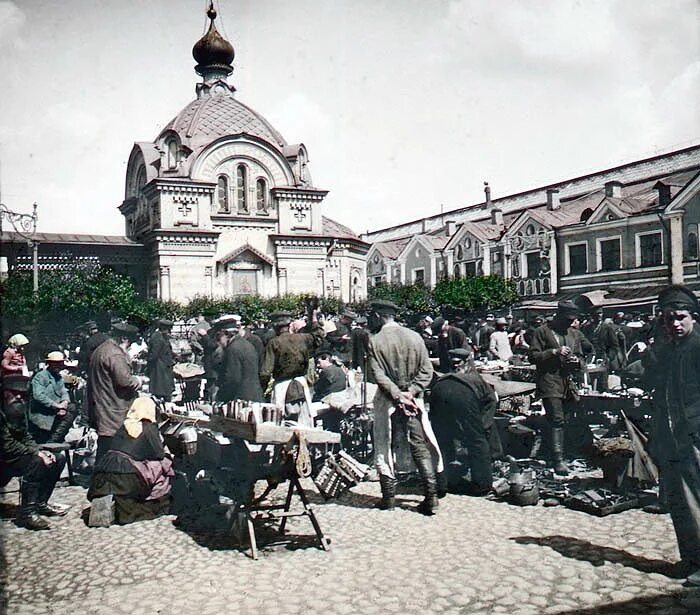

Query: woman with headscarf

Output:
[87, 396, 173, 524]
[2, 334, 30, 377]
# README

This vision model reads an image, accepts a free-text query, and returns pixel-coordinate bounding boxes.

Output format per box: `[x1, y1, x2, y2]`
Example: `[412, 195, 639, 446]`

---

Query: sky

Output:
[0, 0, 699, 237]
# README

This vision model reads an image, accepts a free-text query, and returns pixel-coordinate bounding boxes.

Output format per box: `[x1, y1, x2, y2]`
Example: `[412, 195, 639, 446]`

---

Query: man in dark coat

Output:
[78, 320, 108, 373]
[147, 319, 175, 401]
[349, 317, 370, 372]
[87, 322, 143, 462]
[582, 307, 624, 374]
[312, 349, 347, 402]
[430, 348, 499, 496]
[433, 316, 470, 373]
[261, 310, 324, 425]
[528, 301, 588, 475]
[642, 285, 700, 586]
[1, 374, 68, 530]
[218, 322, 264, 403]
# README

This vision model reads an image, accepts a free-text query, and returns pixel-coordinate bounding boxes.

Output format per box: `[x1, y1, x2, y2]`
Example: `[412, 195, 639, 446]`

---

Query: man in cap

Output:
[147, 319, 175, 401]
[430, 348, 499, 496]
[326, 308, 357, 364]
[1, 374, 69, 530]
[474, 314, 496, 358]
[217, 318, 264, 403]
[433, 316, 470, 373]
[528, 300, 588, 475]
[349, 316, 370, 372]
[367, 299, 443, 515]
[642, 285, 700, 584]
[87, 322, 143, 462]
[28, 351, 78, 444]
[260, 308, 324, 426]
[188, 314, 211, 364]
[77, 321, 108, 374]
[581, 307, 624, 378]
[488, 317, 514, 362]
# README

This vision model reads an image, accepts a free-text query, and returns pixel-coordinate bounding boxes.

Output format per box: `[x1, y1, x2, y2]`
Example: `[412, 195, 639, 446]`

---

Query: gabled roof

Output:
[217, 243, 274, 266]
[665, 170, 700, 214]
[444, 220, 503, 250]
[372, 237, 410, 259]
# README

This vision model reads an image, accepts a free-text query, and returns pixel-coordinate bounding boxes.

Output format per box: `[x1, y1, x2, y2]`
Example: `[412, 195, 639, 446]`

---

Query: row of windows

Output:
[217, 166, 269, 215]
[566, 231, 663, 275]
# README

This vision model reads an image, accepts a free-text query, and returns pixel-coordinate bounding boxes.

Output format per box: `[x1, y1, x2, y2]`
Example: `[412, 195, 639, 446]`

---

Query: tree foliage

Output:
[432, 275, 520, 312]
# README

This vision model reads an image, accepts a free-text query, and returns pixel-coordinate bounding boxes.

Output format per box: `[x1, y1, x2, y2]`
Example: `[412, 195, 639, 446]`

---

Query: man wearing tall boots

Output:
[643, 285, 700, 585]
[1, 374, 68, 530]
[430, 348, 500, 496]
[528, 301, 587, 475]
[367, 300, 443, 515]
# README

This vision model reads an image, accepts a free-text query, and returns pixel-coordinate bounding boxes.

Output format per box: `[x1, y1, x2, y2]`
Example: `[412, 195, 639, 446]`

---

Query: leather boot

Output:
[550, 427, 569, 476]
[48, 408, 77, 443]
[413, 450, 439, 516]
[18, 481, 50, 531]
[375, 474, 396, 510]
[436, 471, 448, 499]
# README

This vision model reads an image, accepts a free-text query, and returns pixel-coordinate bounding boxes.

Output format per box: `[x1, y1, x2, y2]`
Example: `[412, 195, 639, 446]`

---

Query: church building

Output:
[118, 4, 368, 303]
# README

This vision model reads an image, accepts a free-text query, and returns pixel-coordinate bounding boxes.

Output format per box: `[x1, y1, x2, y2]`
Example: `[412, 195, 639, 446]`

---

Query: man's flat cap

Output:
[342, 309, 358, 320]
[83, 320, 98, 330]
[111, 322, 139, 336]
[157, 318, 173, 329]
[658, 284, 699, 311]
[269, 311, 293, 326]
[369, 300, 399, 315]
[556, 300, 581, 318]
[448, 348, 473, 361]
[2, 373, 31, 392]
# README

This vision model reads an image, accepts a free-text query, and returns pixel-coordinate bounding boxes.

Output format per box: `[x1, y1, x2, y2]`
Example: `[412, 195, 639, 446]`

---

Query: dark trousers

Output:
[661, 454, 700, 566]
[0, 452, 66, 506]
[31, 403, 79, 444]
[434, 417, 492, 490]
[95, 436, 114, 464]
[542, 397, 569, 428]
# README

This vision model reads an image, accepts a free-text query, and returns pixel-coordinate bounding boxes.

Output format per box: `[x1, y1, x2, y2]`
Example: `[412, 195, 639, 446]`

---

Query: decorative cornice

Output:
[272, 187, 329, 201]
[143, 179, 215, 198]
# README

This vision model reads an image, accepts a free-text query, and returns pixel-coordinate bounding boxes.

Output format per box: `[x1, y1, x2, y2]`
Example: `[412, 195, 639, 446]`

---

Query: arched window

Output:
[217, 175, 230, 213]
[167, 140, 178, 169]
[256, 178, 268, 213]
[453, 264, 461, 279]
[580, 208, 594, 222]
[236, 165, 248, 213]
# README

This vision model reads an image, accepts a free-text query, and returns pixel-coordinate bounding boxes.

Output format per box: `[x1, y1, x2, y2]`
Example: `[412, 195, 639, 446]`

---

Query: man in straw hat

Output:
[367, 299, 443, 515]
[643, 285, 700, 585]
[28, 351, 78, 444]
[528, 300, 587, 476]
[87, 322, 144, 462]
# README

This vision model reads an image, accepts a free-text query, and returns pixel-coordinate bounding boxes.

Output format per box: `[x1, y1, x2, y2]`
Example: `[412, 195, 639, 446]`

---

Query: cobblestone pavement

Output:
[2, 478, 700, 615]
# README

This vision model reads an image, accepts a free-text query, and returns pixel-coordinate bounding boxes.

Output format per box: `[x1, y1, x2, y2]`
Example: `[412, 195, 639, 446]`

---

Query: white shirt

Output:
[489, 330, 513, 361]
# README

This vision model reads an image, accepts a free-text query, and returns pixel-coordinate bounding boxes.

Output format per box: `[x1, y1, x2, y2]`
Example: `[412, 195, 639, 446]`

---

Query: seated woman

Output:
[88, 396, 173, 525]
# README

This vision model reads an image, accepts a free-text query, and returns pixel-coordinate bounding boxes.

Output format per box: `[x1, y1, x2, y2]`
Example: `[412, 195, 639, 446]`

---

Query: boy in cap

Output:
[528, 300, 587, 475]
[643, 285, 700, 585]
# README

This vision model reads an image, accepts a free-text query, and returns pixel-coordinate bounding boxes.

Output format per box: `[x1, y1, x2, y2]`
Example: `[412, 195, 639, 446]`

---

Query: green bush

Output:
[433, 275, 519, 312]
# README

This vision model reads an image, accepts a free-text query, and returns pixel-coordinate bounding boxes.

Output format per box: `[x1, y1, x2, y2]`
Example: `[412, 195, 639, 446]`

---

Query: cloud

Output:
[0, 1, 26, 50]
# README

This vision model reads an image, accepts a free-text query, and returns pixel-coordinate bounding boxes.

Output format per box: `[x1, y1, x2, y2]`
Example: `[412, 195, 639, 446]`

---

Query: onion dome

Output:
[192, 2, 234, 80]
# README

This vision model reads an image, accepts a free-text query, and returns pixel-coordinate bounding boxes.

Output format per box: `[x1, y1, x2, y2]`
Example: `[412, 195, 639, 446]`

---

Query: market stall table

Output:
[162, 411, 339, 559]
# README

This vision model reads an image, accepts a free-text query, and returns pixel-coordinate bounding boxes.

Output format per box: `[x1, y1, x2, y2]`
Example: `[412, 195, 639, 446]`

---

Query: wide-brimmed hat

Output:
[369, 300, 399, 316]
[342, 309, 358, 320]
[556, 300, 581, 318]
[8, 333, 29, 347]
[496, 317, 508, 325]
[83, 320, 98, 331]
[45, 351, 65, 363]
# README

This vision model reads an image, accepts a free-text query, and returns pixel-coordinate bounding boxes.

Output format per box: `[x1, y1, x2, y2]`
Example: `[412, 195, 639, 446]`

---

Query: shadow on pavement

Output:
[172, 506, 323, 556]
[558, 589, 699, 614]
[511, 535, 686, 578]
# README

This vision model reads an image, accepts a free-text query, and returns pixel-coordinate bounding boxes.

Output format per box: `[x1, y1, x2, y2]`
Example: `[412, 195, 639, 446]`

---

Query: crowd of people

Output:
[2, 284, 700, 585]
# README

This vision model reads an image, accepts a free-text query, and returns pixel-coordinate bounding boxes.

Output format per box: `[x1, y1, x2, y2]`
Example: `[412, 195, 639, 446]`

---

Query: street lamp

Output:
[0, 202, 39, 292]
